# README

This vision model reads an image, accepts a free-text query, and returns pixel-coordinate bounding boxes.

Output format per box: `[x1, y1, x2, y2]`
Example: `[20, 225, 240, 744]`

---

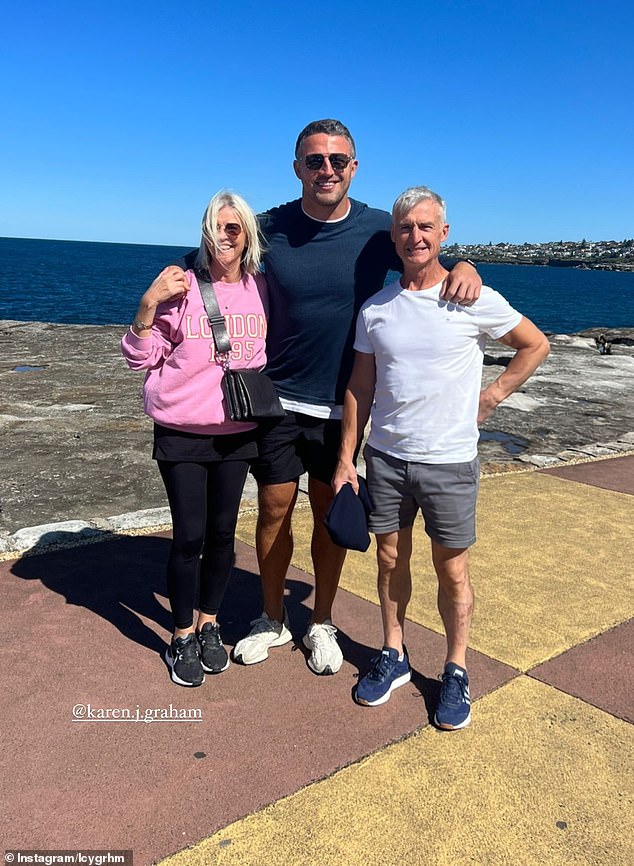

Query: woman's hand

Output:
[131, 267, 190, 335]
[143, 266, 190, 306]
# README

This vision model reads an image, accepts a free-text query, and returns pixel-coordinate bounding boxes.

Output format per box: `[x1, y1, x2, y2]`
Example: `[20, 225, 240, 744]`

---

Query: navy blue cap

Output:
[323, 478, 374, 552]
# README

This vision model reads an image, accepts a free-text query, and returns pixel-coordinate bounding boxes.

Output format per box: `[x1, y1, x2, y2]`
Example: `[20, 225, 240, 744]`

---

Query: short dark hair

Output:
[294, 119, 356, 159]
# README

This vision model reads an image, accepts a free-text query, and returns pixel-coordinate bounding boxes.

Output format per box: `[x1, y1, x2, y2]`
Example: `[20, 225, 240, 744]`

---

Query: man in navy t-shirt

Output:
[229, 119, 482, 676]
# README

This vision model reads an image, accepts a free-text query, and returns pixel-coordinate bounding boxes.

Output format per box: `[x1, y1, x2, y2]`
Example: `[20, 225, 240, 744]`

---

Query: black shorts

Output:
[152, 423, 258, 462]
[250, 411, 342, 486]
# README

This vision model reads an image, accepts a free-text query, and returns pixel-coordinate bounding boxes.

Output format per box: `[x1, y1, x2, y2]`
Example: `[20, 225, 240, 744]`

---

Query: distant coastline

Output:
[444, 239, 634, 272]
[2, 237, 633, 333]
[3, 234, 633, 272]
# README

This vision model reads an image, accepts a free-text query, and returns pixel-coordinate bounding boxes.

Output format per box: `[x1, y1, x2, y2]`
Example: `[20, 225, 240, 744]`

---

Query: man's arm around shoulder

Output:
[440, 259, 482, 306]
[478, 317, 550, 424]
[167, 249, 197, 270]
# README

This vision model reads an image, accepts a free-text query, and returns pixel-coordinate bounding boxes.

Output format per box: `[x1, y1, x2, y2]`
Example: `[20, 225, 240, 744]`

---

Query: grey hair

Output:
[294, 118, 356, 158]
[392, 186, 447, 225]
[195, 190, 264, 276]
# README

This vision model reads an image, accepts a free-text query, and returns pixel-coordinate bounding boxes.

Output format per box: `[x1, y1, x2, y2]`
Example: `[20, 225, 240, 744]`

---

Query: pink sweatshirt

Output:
[121, 270, 269, 435]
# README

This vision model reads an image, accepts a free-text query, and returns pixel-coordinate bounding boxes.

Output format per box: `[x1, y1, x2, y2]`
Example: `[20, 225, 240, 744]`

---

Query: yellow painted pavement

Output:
[165, 468, 634, 865]
[159, 676, 633, 866]
[235, 472, 634, 670]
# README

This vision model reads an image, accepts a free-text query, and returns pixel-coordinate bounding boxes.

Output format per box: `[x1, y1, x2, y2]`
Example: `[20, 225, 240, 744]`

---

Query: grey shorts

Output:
[364, 444, 480, 548]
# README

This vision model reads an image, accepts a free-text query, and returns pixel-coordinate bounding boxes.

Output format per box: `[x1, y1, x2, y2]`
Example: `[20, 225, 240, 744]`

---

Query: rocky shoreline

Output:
[1, 319, 633, 552]
[443, 238, 634, 271]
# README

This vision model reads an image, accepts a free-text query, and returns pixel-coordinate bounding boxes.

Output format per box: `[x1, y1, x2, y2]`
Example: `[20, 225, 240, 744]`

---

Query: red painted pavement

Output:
[1, 535, 516, 864]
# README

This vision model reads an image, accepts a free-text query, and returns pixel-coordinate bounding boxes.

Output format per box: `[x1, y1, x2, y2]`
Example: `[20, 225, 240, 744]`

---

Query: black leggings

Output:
[158, 459, 249, 630]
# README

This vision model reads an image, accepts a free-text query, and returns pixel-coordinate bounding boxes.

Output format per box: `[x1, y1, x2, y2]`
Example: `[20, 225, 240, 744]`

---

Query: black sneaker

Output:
[165, 633, 205, 687]
[197, 622, 230, 674]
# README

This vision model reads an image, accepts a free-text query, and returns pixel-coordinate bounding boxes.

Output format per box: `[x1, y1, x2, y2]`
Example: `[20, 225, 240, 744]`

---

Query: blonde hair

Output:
[195, 190, 264, 276]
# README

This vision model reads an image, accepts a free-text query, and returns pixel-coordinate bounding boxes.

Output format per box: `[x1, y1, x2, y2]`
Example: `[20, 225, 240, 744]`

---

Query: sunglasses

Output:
[216, 222, 242, 238]
[303, 153, 354, 171]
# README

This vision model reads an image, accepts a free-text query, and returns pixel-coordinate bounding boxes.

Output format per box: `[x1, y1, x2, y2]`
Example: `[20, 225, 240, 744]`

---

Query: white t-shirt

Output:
[354, 279, 522, 463]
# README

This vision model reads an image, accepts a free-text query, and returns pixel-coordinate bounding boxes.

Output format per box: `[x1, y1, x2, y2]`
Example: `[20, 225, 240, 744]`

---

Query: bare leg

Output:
[432, 541, 473, 669]
[375, 527, 413, 654]
[196, 612, 217, 629]
[308, 477, 347, 623]
[256, 480, 299, 623]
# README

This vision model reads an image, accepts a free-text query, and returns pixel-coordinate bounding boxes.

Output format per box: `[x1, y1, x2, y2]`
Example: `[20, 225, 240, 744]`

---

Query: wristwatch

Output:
[132, 317, 152, 330]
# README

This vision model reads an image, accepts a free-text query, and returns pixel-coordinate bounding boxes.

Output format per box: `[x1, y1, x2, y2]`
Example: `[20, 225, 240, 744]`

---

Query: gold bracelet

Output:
[132, 317, 152, 330]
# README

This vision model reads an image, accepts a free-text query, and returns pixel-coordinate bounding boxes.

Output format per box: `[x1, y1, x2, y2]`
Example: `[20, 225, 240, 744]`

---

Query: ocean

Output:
[1, 236, 633, 334]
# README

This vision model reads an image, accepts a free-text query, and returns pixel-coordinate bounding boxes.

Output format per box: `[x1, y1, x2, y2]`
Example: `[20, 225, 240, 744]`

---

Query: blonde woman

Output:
[122, 191, 268, 686]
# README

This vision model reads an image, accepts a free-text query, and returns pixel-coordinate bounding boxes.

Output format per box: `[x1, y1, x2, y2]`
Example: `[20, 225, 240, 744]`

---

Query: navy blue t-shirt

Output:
[176, 198, 456, 409]
[260, 198, 399, 407]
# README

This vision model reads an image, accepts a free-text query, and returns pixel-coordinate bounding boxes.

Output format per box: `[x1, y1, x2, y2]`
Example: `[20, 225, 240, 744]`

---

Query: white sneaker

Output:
[233, 611, 292, 665]
[302, 620, 343, 675]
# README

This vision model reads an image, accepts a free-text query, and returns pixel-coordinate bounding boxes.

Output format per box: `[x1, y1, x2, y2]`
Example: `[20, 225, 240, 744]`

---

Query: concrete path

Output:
[1, 456, 632, 865]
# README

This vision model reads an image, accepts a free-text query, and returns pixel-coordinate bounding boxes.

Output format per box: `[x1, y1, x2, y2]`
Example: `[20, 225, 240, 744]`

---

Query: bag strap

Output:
[194, 268, 232, 356]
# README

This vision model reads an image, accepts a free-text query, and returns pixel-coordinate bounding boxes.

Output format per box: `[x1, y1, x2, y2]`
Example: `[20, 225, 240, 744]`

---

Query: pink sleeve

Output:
[120, 304, 178, 370]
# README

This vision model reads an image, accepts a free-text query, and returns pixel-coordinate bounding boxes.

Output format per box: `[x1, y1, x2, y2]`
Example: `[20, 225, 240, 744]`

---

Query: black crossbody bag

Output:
[196, 270, 285, 422]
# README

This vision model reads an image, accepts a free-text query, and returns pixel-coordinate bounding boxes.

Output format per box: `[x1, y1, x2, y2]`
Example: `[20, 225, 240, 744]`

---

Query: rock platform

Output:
[1, 319, 633, 553]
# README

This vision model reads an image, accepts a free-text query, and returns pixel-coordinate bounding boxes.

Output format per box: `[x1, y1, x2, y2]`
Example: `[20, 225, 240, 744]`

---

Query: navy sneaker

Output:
[197, 622, 229, 674]
[355, 646, 411, 706]
[165, 633, 205, 687]
[434, 662, 471, 730]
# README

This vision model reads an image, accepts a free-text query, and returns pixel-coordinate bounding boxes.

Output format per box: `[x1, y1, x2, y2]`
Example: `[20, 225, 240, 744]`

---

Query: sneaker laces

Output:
[367, 651, 397, 682]
[174, 636, 198, 663]
[439, 671, 467, 707]
[199, 623, 221, 649]
[309, 622, 337, 648]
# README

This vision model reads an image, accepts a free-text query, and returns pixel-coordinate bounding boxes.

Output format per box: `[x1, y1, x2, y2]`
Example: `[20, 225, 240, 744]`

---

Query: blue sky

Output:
[1, 0, 632, 246]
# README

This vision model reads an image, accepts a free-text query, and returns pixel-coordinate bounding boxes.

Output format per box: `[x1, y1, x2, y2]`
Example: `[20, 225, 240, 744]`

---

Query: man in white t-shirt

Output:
[333, 186, 550, 730]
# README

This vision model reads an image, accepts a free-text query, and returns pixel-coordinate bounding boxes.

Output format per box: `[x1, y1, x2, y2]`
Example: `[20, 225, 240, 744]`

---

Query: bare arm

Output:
[478, 317, 550, 424]
[332, 351, 376, 494]
[440, 260, 482, 306]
